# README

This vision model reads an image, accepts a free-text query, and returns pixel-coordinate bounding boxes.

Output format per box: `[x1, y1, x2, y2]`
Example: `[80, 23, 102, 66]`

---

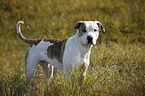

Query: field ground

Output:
[0, 0, 145, 95]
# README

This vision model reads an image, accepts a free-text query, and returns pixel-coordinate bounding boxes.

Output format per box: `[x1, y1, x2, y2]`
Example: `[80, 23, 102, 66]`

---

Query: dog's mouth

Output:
[83, 41, 94, 47]
[87, 41, 94, 45]
[87, 42, 94, 46]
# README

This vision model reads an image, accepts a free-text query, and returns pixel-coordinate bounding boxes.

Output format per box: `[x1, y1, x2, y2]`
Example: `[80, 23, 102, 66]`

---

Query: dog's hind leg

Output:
[25, 51, 40, 84]
[40, 61, 49, 79]
[40, 61, 54, 84]
[40, 61, 54, 80]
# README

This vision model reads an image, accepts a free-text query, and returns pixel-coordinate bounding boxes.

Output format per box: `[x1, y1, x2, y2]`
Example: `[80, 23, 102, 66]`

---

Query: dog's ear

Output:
[95, 21, 105, 32]
[72, 21, 85, 32]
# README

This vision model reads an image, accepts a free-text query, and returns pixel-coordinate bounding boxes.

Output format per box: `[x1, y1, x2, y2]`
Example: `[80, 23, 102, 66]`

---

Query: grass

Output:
[0, 41, 144, 95]
[0, 0, 145, 95]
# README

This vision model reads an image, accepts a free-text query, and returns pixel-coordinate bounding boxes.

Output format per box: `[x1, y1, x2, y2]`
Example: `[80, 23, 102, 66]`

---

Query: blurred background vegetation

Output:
[0, 0, 145, 43]
[0, 0, 145, 95]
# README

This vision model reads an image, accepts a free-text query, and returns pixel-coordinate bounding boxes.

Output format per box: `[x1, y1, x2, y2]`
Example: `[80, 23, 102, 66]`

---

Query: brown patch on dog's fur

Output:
[78, 23, 86, 37]
[27, 38, 67, 64]
[46, 39, 67, 64]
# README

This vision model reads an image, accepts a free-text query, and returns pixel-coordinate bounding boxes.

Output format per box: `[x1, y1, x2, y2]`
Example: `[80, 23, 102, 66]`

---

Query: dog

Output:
[17, 21, 105, 84]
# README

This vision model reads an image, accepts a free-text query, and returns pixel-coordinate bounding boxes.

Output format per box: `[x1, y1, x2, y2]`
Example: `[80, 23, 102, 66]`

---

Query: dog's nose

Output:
[87, 36, 93, 44]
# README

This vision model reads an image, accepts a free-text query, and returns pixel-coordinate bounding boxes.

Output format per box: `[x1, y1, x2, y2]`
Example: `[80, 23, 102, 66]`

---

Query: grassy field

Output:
[0, 0, 145, 95]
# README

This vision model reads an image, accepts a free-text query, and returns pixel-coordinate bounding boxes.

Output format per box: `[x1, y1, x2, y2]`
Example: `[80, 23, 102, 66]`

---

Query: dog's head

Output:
[72, 21, 105, 46]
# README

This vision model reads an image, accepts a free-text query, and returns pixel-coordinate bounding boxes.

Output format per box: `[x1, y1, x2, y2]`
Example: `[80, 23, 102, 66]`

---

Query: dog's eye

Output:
[94, 29, 97, 32]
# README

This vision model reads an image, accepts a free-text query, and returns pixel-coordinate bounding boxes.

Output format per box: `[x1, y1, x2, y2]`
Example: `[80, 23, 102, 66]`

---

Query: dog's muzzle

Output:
[87, 36, 93, 44]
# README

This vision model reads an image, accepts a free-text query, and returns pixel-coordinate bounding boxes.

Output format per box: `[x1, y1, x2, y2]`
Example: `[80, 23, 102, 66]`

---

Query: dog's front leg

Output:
[78, 64, 88, 87]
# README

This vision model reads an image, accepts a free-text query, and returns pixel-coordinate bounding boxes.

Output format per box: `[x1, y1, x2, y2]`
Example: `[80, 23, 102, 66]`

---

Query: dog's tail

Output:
[17, 21, 40, 45]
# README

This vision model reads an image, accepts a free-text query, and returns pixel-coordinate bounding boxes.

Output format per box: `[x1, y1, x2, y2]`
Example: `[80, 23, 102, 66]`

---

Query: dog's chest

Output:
[63, 37, 92, 68]
[75, 50, 90, 66]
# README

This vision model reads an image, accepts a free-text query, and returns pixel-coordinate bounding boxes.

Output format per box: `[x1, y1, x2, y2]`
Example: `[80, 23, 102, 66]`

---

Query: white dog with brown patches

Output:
[17, 21, 105, 84]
